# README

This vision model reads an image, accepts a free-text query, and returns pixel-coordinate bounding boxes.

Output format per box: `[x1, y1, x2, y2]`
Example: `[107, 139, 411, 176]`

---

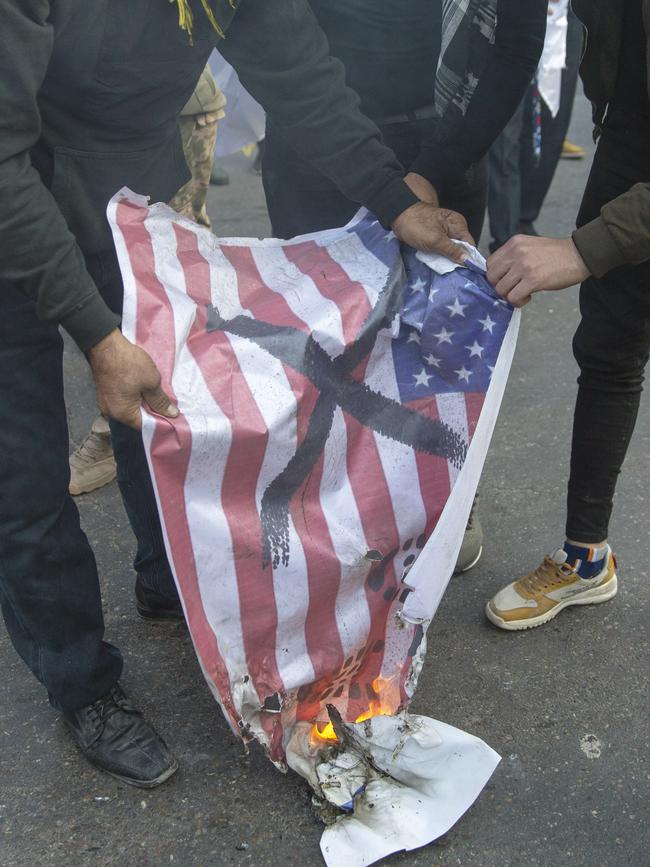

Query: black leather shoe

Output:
[63, 685, 178, 788]
[135, 578, 184, 622]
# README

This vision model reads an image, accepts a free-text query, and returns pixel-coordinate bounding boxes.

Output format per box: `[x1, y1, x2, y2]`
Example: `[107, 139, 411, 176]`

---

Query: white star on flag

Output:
[429, 287, 439, 302]
[407, 329, 421, 344]
[466, 340, 484, 358]
[410, 277, 427, 293]
[413, 368, 433, 387]
[446, 298, 467, 318]
[424, 353, 441, 368]
[479, 314, 495, 334]
[433, 327, 454, 345]
[455, 365, 472, 383]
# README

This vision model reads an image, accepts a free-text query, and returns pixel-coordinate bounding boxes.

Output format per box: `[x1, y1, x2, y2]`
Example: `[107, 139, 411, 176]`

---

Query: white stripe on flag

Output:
[147, 215, 254, 698]
[226, 333, 316, 690]
[319, 230, 391, 310]
[320, 405, 372, 659]
[363, 334, 429, 569]
[195, 227, 249, 319]
[145, 212, 202, 361]
[250, 246, 345, 356]
[361, 329, 430, 679]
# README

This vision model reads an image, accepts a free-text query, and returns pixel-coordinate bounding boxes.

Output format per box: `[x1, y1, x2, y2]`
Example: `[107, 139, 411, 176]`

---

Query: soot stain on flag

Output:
[206, 259, 468, 570]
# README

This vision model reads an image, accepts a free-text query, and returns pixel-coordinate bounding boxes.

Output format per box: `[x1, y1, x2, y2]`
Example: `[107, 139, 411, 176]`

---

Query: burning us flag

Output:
[109, 189, 515, 865]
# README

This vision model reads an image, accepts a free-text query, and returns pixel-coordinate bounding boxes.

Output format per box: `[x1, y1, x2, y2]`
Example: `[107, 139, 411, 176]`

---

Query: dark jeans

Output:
[489, 10, 583, 248]
[0, 252, 176, 712]
[519, 9, 583, 227]
[487, 97, 526, 249]
[263, 117, 488, 241]
[566, 108, 650, 542]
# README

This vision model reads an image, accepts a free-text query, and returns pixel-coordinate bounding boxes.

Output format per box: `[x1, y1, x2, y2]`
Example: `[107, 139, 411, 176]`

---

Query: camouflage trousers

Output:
[169, 112, 220, 228]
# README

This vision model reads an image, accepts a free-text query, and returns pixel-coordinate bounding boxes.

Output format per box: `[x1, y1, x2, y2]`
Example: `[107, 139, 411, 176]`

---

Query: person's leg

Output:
[108, 418, 179, 602]
[0, 287, 122, 711]
[487, 97, 526, 251]
[567, 272, 650, 544]
[566, 114, 650, 544]
[486, 113, 650, 630]
[0, 286, 177, 786]
[520, 10, 583, 227]
[89, 252, 180, 605]
[69, 414, 117, 496]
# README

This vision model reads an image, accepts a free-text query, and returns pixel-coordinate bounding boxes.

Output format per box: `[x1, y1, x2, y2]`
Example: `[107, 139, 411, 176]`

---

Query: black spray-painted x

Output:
[206, 258, 467, 568]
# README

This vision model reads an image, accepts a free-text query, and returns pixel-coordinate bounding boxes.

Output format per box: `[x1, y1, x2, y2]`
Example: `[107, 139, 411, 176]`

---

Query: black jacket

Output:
[0, 0, 417, 350]
[570, 0, 650, 277]
[307, 0, 546, 190]
[572, 0, 650, 134]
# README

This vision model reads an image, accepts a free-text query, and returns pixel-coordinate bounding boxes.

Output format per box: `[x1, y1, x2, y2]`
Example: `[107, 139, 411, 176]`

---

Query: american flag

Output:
[109, 189, 518, 763]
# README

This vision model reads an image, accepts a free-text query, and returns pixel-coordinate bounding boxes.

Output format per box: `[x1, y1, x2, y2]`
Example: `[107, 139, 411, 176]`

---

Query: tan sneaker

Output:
[69, 416, 116, 496]
[561, 139, 586, 160]
[454, 495, 483, 574]
[486, 548, 617, 631]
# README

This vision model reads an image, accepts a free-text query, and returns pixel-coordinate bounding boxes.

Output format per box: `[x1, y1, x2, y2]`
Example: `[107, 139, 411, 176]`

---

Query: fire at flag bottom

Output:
[109, 188, 518, 866]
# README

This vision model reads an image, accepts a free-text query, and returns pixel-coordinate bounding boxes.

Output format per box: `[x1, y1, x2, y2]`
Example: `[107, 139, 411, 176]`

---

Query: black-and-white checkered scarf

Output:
[435, 0, 498, 116]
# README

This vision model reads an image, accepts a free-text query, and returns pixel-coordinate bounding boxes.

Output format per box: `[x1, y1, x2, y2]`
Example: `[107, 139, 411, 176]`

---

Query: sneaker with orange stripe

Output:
[486, 547, 618, 631]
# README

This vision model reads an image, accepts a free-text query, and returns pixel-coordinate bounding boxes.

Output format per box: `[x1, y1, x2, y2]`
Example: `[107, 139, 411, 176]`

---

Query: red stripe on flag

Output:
[220, 245, 309, 333]
[171, 224, 214, 307]
[217, 243, 346, 703]
[284, 369, 346, 682]
[464, 392, 485, 441]
[172, 226, 285, 707]
[283, 241, 372, 346]
[188, 314, 286, 698]
[115, 202, 241, 731]
[341, 416, 401, 721]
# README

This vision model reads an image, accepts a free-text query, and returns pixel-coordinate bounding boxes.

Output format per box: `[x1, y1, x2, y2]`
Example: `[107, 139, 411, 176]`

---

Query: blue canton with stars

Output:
[393, 249, 513, 401]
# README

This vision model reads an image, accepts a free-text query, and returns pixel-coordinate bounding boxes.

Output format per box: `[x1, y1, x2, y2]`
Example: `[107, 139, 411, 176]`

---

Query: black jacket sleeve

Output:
[410, 0, 548, 187]
[219, 0, 418, 227]
[0, 0, 120, 350]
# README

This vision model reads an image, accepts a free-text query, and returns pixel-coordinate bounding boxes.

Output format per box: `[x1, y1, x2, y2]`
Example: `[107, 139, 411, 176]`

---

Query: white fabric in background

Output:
[537, 0, 569, 117]
[209, 51, 266, 156]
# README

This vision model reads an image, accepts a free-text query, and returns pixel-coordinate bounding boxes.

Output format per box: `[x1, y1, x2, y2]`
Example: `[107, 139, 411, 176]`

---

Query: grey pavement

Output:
[1, 94, 649, 867]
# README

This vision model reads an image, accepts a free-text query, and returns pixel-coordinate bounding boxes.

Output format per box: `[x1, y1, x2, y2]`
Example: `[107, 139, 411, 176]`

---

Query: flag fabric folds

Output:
[108, 188, 519, 764]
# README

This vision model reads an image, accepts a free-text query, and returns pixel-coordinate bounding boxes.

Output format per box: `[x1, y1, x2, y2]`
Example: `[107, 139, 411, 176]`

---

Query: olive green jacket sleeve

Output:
[573, 182, 650, 278]
[0, 0, 119, 350]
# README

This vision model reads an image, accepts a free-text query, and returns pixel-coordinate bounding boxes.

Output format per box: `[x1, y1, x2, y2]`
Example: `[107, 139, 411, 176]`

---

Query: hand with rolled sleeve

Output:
[487, 180, 650, 307]
[487, 235, 590, 307]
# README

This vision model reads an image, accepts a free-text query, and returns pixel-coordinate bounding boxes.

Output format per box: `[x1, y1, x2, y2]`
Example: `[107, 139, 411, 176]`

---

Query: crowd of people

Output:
[1, 0, 648, 796]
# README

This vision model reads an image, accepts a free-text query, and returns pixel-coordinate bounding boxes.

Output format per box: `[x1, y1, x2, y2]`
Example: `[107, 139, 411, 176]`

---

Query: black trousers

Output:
[566, 108, 650, 542]
[519, 8, 583, 227]
[262, 117, 488, 241]
[488, 9, 583, 247]
[0, 251, 176, 711]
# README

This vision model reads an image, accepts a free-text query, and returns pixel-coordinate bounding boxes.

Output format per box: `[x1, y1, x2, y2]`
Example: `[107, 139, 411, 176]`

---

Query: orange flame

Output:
[311, 675, 400, 745]
[313, 721, 338, 742]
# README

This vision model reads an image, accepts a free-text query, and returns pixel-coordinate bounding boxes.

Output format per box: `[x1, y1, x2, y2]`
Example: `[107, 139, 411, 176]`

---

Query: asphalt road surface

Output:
[1, 94, 648, 867]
